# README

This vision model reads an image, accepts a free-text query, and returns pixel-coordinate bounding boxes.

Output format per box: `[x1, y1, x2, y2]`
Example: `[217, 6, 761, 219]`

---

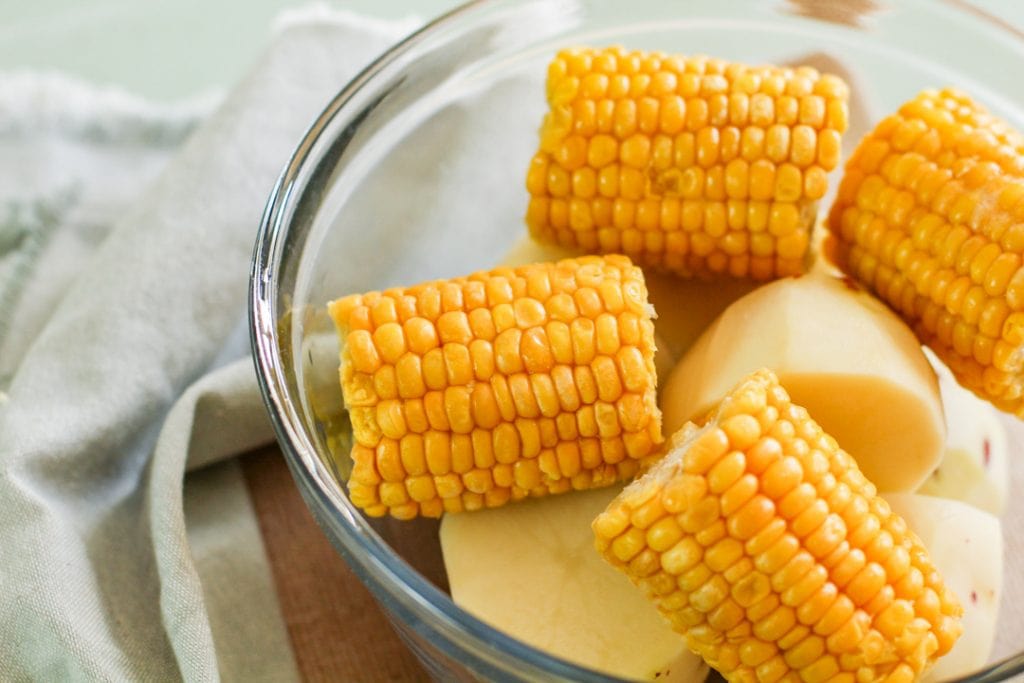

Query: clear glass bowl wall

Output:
[250, 1, 1024, 680]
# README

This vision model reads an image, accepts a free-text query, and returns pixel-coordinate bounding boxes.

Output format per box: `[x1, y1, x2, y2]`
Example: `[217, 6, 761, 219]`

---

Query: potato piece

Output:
[883, 494, 1003, 682]
[917, 353, 1009, 515]
[440, 486, 707, 682]
[661, 271, 944, 491]
[642, 271, 757, 359]
[498, 234, 579, 269]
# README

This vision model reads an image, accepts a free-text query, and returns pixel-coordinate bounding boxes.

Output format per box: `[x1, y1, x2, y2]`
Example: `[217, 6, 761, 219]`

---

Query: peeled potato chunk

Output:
[917, 353, 1009, 516]
[440, 487, 707, 682]
[661, 271, 944, 492]
[499, 234, 578, 268]
[642, 271, 757, 359]
[883, 493, 1003, 682]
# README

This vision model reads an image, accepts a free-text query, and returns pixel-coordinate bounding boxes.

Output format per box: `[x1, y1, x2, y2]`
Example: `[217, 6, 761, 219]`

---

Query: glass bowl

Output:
[250, 1, 1024, 680]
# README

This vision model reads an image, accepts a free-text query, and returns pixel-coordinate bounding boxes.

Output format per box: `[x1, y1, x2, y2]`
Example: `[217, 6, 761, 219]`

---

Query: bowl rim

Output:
[249, 1, 1024, 681]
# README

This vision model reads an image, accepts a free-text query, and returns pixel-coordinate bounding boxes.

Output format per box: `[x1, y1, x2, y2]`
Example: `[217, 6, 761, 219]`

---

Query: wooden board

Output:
[241, 446, 430, 682]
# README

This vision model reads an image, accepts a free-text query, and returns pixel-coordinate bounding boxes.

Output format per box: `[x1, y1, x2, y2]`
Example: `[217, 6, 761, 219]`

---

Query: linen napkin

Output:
[0, 9, 417, 681]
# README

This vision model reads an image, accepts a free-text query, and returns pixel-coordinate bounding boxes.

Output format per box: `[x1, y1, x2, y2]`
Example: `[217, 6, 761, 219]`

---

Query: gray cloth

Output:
[0, 10, 416, 680]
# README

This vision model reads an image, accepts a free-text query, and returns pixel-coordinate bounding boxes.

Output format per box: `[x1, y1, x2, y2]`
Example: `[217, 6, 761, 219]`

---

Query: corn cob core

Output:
[593, 369, 962, 683]
[526, 46, 850, 280]
[828, 88, 1024, 415]
[328, 255, 663, 519]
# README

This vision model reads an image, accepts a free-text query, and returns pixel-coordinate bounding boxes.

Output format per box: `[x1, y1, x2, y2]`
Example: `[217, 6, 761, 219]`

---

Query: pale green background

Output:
[0, 0, 459, 100]
[0, 1, 1021, 101]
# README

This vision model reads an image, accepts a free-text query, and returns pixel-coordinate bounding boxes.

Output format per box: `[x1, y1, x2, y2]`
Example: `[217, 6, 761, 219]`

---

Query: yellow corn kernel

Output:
[829, 88, 1024, 415]
[529, 47, 849, 280]
[328, 256, 662, 518]
[594, 369, 962, 682]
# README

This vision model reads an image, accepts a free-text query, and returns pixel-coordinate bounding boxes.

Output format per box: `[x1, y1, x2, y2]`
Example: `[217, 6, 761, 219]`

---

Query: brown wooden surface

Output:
[241, 446, 430, 682]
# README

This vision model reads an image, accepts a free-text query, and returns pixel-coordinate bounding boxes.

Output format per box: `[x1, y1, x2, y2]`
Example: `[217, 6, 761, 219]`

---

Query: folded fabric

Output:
[0, 9, 417, 680]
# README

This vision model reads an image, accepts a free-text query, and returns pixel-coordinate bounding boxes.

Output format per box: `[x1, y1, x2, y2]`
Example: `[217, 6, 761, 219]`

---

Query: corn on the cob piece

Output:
[328, 255, 663, 519]
[526, 46, 850, 280]
[593, 369, 962, 683]
[828, 88, 1024, 415]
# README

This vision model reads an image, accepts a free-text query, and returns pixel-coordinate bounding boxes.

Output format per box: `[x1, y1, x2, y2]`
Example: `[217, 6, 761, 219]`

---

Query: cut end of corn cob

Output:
[327, 255, 663, 519]
[828, 87, 1024, 416]
[526, 46, 850, 280]
[593, 368, 962, 683]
